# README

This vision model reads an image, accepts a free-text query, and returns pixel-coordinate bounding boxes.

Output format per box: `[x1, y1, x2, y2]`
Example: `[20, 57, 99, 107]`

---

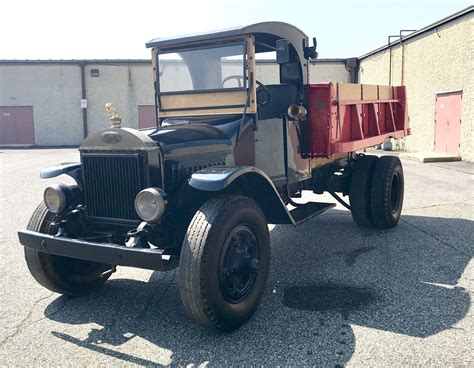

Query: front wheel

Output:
[24, 202, 112, 296]
[179, 195, 270, 332]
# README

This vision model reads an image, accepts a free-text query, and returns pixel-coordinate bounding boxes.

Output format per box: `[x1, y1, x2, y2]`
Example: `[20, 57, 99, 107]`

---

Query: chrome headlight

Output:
[134, 188, 166, 222]
[43, 184, 69, 213]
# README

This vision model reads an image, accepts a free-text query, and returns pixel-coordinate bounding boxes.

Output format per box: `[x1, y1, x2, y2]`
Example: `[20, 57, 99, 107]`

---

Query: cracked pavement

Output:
[0, 149, 473, 366]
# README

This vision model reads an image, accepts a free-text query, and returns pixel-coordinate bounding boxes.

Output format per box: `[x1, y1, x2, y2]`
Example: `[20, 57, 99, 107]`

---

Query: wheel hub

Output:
[219, 225, 259, 303]
[390, 173, 401, 213]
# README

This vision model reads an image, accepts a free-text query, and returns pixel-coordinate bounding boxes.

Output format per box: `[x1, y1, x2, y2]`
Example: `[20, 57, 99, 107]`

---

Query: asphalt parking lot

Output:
[0, 149, 472, 367]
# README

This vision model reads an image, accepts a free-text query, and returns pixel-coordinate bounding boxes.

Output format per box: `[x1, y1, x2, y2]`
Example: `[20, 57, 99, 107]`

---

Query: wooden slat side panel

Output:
[378, 85, 394, 100]
[337, 83, 362, 101]
[362, 84, 378, 100]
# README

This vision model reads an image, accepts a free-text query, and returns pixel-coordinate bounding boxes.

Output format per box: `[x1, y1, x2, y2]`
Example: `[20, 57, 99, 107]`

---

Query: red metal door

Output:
[138, 105, 157, 129]
[0, 108, 16, 144]
[13, 107, 35, 144]
[434, 91, 462, 155]
[0, 106, 35, 145]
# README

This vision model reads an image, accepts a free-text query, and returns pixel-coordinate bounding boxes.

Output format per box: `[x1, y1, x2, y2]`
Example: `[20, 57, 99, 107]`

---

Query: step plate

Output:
[289, 202, 336, 224]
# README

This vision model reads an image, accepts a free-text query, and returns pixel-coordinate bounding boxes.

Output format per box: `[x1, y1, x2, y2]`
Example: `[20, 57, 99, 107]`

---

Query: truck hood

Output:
[143, 115, 248, 156]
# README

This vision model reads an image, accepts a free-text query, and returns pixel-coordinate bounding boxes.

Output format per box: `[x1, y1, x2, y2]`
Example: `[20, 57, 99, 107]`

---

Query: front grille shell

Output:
[81, 152, 148, 221]
[79, 128, 163, 223]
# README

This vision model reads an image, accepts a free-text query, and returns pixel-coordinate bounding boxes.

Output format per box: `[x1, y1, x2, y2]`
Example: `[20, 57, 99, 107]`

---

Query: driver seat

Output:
[257, 83, 298, 120]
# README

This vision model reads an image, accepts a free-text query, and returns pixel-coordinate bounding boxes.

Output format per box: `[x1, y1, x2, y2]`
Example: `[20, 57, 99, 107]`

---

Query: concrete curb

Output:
[399, 152, 462, 163]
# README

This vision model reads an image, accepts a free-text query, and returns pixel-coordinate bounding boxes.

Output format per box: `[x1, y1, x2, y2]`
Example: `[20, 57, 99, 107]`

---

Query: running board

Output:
[289, 202, 336, 225]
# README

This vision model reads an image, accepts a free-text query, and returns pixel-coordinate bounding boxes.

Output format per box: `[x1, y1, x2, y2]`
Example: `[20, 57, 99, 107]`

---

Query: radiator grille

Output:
[82, 153, 147, 221]
[165, 158, 226, 189]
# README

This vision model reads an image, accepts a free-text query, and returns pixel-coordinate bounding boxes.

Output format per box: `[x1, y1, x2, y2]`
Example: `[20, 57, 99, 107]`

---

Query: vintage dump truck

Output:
[18, 22, 409, 331]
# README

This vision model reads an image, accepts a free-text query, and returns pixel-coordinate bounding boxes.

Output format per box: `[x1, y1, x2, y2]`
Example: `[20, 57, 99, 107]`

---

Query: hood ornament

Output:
[105, 102, 122, 128]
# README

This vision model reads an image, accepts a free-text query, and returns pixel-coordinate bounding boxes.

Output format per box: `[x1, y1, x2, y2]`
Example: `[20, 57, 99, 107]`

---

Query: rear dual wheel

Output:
[370, 156, 404, 229]
[349, 155, 378, 226]
[349, 155, 404, 229]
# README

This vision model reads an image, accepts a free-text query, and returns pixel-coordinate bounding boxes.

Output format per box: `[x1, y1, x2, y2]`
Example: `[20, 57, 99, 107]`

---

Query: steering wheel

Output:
[256, 80, 271, 106]
[221, 75, 244, 88]
[221, 77, 271, 106]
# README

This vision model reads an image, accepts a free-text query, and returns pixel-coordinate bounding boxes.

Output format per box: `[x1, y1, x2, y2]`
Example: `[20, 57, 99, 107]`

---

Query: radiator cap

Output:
[105, 103, 122, 128]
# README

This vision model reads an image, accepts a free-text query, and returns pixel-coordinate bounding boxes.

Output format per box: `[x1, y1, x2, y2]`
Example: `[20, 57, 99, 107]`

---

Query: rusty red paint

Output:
[304, 83, 409, 158]
[0, 106, 34, 144]
[434, 91, 462, 155]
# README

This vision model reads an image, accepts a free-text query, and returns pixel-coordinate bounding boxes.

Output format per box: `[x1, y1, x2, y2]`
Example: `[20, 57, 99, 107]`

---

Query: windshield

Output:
[158, 43, 246, 93]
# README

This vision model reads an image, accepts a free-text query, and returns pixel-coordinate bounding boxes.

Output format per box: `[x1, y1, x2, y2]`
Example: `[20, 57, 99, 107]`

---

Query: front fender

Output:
[40, 162, 82, 188]
[188, 166, 259, 191]
[188, 166, 294, 224]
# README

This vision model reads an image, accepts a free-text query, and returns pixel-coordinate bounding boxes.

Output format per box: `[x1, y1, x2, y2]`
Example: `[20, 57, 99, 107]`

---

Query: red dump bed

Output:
[303, 83, 410, 158]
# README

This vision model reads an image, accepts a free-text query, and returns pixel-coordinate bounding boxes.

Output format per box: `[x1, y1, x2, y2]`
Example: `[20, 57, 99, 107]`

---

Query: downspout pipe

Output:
[399, 30, 416, 85]
[387, 35, 401, 86]
[79, 61, 88, 138]
[387, 31, 415, 86]
[344, 58, 360, 83]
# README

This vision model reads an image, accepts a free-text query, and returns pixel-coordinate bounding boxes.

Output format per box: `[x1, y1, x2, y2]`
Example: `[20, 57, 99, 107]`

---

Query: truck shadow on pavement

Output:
[44, 210, 472, 366]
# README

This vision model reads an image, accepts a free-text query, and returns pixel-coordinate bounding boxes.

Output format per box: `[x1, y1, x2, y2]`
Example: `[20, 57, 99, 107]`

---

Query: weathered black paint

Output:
[18, 230, 177, 271]
[144, 115, 255, 191]
[40, 162, 83, 189]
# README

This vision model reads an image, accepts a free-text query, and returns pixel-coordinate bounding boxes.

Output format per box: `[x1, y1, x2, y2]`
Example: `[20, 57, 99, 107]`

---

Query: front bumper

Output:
[18, 230, 175, 271]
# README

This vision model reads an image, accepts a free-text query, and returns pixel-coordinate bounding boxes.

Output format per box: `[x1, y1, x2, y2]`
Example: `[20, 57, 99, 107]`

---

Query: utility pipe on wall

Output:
[387, 30, 416, 86]
[399, 30, 416, 85]
[387, 35, 400, 86]
[79, 61, 88, 139]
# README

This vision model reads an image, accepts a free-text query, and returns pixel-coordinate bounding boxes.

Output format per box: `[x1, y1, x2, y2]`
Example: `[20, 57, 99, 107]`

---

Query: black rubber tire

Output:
[179, 195, 270, 332]
[24, 202, 111, 296]
[349, 155, 378, 226]
[370, 156, 404, 229]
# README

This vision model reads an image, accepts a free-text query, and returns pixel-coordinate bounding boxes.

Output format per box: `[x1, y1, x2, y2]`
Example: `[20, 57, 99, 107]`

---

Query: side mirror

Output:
[303, 37, 318, 60]
[276, 39, 290, 64]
